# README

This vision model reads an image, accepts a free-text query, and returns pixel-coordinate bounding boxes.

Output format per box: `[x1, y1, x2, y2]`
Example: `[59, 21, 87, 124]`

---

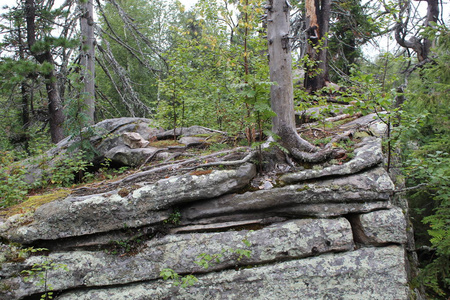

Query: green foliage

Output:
[0, 245, 48, 264]
[160, 268, 199, 288]
[48, 152, 92, 187]
[0, 148, 91, 208]
[0, 152, 28, 207]
[64, 68, 98, 161]
[164, 209, 182, 225]
[328, 0, 381, 80]
[96, 0, 180, 117]
[21, 258, 69, 300]
[160, 236, 252, 289]
[397, 24, 450, 298]
[157, 0, 271, 139]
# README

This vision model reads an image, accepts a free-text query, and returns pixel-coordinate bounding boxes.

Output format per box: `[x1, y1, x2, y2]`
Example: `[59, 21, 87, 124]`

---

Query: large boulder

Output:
[23, 118, 163, 184]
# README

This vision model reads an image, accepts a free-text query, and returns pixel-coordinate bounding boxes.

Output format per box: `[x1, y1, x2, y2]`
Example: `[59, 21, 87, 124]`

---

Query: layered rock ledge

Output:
[0, 118, 418, 300]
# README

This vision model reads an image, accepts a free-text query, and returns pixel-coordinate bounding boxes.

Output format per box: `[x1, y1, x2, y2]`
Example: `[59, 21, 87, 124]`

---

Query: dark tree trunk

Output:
[25, 0, 65, 143]
[395, 0, 439, 62]
[304, 0, 331, 92]
[17, 23, 31, 153]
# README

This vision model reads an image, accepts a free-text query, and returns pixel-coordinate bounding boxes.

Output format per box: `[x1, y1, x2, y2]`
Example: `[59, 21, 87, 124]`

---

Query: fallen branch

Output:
[181, 151, 256, 170]
[139, 148, 168, 169]
[73, 147, 250, 196]
[394, 183, 429, 193]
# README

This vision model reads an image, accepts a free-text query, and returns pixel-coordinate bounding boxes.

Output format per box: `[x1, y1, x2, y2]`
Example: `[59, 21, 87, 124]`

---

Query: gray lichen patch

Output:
[55, 246, 408, 300]
[0, 219, 353, 299]
[183, 167, 394, 221]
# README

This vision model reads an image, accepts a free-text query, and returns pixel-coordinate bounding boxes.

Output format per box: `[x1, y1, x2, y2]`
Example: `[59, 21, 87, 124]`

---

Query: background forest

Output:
[0, 0, 448, 298]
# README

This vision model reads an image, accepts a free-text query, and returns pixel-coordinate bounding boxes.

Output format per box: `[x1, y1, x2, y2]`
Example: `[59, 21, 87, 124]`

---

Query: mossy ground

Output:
[0, 189, 71, 218]
[148, 140, 185, 148]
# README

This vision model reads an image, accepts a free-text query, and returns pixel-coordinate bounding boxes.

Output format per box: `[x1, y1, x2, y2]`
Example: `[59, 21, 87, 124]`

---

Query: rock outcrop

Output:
[0, 115, 418, 300]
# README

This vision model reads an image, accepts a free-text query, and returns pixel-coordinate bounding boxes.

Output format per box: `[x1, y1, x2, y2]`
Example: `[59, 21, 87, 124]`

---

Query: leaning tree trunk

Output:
[394, 0, 439, 62]
[266, 0, 342, 163]
[25, 0, 65, 143]
[80, 0, 96, 124]
[304, 0, 331, 92]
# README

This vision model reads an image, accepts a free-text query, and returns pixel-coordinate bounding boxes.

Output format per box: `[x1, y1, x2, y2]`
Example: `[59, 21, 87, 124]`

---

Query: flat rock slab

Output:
[0, 219, 353, 299]
[179, 136, 208, 148]
[183, 167, 394, 221]
[56, 246, 408, 300]
[280, 137, 383, 183]
[1, 164, 256, 243]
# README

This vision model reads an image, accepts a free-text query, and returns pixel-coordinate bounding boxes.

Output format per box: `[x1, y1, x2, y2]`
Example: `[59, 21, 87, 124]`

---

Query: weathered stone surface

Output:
[280, 137, 383, 183]
[352, 208, 407, 245]
[22, 118, 162, 184]
[56, 246, 408, 300]
[0, 219, 353, 299]
[271, 201, 393, 217]
[122, 132, 150, 149]
[1, 164, 256, 243]
[183, 167, 394, 221]
[105, 145, 160, 166]
[179, 136, 207, 148]
[338, 112, 387, 132]
[1, 116, 415, 300]
[180, 202, 392, 225]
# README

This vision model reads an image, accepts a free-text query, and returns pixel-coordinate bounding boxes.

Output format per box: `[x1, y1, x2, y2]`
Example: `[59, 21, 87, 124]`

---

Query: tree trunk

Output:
[267, 0, 296, 134]
[18, 23, 30, 153]
[25, 0, 65, 143]
[80, 0, 96, 124]
[267, 0, 343, 163]
[304, 0, 331, 92]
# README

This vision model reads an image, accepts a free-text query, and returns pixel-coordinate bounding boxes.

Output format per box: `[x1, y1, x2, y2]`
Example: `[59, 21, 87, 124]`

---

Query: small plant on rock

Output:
[21, 258, 68, 300]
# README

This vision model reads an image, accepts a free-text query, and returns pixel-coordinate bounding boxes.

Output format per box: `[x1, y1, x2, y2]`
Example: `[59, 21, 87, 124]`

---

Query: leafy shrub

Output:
[0, 152, 28, 207]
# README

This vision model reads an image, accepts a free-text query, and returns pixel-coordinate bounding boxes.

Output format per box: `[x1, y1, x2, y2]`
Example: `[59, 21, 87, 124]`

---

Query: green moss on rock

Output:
[1, 189, 71, 218]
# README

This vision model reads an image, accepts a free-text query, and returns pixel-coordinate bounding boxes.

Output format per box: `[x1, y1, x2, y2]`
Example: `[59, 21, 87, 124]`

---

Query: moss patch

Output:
[193, 133, 223, 143]
[0, 189, 71, 218]
[149, 140, 184, 148]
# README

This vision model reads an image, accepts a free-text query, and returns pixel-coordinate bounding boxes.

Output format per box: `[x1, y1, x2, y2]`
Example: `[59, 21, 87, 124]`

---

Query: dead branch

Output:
[139, 148, 168, 169]
[394, 183, 429, 193]
[181, 151, 256, 171]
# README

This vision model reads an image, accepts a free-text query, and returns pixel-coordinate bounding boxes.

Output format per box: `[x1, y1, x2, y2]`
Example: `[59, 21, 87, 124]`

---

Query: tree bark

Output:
[25, 0, 65, 143]
[80, 0, 96, 124]
[394, 0, 439, 62]
[304, 0, 331, 92]
[267, 0, 296, 134]
[267, 0, 343, 163]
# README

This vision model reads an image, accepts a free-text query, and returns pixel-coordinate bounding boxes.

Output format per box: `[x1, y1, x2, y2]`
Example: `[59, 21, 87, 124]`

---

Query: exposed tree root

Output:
[278, 122, 345, 163]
